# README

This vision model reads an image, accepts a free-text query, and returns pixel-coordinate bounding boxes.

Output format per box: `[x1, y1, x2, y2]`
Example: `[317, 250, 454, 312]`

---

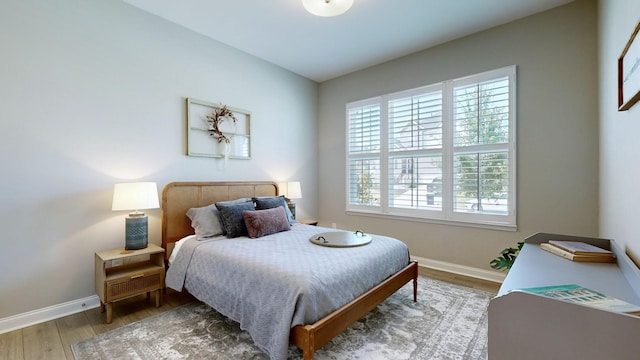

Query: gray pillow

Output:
[253, 195, 296, 225]
[186, 204, 224, 240]
[215, 197, 253, 206]
[215, 201, 255, 238]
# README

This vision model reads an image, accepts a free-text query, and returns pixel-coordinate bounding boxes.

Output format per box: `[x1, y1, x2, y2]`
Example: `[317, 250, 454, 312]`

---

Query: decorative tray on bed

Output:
[309, 231, 372, 248]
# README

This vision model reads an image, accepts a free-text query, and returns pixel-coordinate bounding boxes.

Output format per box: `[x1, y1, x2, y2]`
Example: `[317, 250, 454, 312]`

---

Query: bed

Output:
[161, 181, 418, 360]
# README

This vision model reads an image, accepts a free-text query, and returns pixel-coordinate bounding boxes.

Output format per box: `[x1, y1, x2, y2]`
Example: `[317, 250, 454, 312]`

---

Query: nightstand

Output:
[95, 243, 165, 323]
[298, 219, 318, 226]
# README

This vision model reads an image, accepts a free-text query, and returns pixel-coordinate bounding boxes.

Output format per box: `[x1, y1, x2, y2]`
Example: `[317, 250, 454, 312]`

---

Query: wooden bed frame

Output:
[161, 181, 418, 360]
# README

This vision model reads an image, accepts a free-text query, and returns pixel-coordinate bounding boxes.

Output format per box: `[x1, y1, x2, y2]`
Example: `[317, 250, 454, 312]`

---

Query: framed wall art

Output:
[187, 98, 251, 159]
[618, 21, 640, 111]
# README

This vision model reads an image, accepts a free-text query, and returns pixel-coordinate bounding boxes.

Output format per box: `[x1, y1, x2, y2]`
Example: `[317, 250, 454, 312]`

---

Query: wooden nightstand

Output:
[95, 243, 165, 323]
[298, 219, 318, 226]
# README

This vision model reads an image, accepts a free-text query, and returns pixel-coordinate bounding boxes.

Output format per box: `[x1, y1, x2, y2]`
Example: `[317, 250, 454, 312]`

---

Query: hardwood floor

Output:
[0, 289, 195, 360]
[0, 271, 500, 360]
[419, 267, 501, 293]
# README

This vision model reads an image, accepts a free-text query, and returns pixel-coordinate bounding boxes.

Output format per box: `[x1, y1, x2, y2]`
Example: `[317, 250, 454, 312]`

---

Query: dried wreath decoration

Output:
[206, 104, 238, 143]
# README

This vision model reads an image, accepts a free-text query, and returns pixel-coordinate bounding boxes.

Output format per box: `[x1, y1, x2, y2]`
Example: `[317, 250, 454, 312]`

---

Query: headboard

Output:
[161, 181, 279, 257]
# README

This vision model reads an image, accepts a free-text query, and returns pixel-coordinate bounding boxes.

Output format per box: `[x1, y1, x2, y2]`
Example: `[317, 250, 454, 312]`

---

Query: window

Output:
[346, 66, 516, 229]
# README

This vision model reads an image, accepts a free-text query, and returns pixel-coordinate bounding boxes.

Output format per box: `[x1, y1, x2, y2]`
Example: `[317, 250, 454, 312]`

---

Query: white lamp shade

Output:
[287, 181, 302, 199]
[302, 0, 353, 17]
[277, 181, 302, 199]
[112, 182, 159, 211]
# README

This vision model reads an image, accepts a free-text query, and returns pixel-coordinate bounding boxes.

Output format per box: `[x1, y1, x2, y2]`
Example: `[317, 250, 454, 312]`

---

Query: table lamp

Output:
[112, 182, 159, 251]
[283, 181, 302, 219]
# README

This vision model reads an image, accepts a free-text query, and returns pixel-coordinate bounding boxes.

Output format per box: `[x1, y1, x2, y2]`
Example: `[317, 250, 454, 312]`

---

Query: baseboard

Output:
[0, 258, 503, 335]
[412, 255, 506, 284]
[0, 295, 100, 335]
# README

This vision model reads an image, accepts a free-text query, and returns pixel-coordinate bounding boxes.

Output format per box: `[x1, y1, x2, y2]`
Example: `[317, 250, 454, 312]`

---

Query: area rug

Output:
[72, 276, 492, 360]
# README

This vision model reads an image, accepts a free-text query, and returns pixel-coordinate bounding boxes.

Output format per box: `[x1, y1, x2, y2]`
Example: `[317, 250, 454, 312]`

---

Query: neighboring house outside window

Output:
[346, 66, 516, 230]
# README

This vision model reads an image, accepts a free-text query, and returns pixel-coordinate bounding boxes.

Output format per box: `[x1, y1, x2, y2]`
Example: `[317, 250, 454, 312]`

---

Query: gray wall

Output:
[318, 0, 599, 271]
[0, 0, 610, 324]
[0, 0, 318, 319]
[599, 1, 640, 259]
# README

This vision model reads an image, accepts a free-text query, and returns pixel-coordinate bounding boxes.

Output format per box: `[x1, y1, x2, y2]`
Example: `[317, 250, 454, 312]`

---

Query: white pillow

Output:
[186, 204, 224, 240]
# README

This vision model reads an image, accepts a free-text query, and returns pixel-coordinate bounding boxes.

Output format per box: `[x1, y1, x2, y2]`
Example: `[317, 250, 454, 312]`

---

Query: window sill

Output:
[345, 210, 517, 232]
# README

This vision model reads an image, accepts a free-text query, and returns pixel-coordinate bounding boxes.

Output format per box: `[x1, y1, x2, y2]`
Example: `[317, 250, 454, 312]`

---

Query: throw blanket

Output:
[166, 224, 410, 360]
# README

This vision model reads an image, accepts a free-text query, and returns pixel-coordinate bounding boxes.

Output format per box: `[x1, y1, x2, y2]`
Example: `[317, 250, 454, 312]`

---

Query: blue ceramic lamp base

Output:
[125, 215, 148, 250]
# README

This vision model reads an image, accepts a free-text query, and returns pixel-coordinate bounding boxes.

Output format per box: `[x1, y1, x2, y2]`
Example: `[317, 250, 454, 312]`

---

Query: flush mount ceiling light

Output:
[302, 0, 353, 17]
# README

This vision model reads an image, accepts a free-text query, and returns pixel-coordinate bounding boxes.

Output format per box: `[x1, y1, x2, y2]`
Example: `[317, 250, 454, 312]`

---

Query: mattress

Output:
[166, 223, 410, 360]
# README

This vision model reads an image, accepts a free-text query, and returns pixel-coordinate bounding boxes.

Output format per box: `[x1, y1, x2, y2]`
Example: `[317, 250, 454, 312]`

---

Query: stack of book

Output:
[539, 240, 616, 263]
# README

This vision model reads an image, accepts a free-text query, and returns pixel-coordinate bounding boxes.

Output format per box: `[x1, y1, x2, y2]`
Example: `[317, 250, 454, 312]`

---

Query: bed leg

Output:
[292, 325, 315, 360]
[412, 261, 418, 302]
[303, 349, 314, 360]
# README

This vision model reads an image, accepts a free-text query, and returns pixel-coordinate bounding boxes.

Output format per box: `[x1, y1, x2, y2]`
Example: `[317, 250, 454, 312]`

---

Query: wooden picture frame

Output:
[187, 98, 251, 159]
[618, 21, 640, 111]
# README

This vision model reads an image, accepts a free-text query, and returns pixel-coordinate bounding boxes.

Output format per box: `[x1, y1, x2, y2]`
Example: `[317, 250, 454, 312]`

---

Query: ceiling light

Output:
[302, 0, 353, 17]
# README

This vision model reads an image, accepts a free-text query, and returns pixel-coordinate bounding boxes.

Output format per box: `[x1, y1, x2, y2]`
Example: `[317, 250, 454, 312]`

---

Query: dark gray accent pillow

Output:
[253, 196, 296, 225]
[186, 204, 223, 240]
[215, 201, 255, 238]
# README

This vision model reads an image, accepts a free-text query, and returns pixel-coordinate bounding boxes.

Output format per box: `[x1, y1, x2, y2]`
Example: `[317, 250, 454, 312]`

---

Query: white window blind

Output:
[452, 75, 511, 217]
[387, 87, 443, 212]
[348, 102, 381, 208]
[346, 66, 516, 230]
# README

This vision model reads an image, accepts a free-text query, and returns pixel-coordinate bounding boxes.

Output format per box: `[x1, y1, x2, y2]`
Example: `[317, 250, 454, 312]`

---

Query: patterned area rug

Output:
[72, 276, 492, 360]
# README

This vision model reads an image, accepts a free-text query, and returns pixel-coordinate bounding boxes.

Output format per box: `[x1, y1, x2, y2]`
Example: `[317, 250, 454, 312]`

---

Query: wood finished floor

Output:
[0, 269, 500, 360]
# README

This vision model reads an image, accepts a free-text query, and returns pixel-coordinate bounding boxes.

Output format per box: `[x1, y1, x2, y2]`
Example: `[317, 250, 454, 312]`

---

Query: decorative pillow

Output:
[186, 204, 224, 240]
[215, 197, 253, 206]
[253, 196, 296, 225]
[243, 206, 291, 238]
[215, 201, 255, 238]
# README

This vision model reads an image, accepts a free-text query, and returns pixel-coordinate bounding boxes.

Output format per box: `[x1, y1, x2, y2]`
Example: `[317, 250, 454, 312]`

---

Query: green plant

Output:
[490, 242, 524, 271]
[357, 172, 374, 204]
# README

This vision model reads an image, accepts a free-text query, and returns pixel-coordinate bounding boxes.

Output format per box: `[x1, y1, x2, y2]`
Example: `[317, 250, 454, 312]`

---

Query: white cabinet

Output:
[488, 233, 640, 360]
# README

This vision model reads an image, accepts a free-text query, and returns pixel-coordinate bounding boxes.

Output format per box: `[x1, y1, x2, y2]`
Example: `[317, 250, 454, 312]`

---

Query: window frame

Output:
[345, 66, 517, 231]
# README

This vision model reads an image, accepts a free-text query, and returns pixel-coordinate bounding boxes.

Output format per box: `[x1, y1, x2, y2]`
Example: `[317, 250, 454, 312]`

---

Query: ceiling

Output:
[123, 0, 574, 82]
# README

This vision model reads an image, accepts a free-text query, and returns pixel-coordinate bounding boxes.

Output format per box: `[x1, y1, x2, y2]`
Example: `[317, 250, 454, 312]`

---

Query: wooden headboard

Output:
[161, 181, 278, 257]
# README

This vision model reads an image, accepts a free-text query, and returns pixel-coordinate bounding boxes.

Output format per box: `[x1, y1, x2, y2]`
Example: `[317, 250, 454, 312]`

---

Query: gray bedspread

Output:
[166, 224, 410, 360]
